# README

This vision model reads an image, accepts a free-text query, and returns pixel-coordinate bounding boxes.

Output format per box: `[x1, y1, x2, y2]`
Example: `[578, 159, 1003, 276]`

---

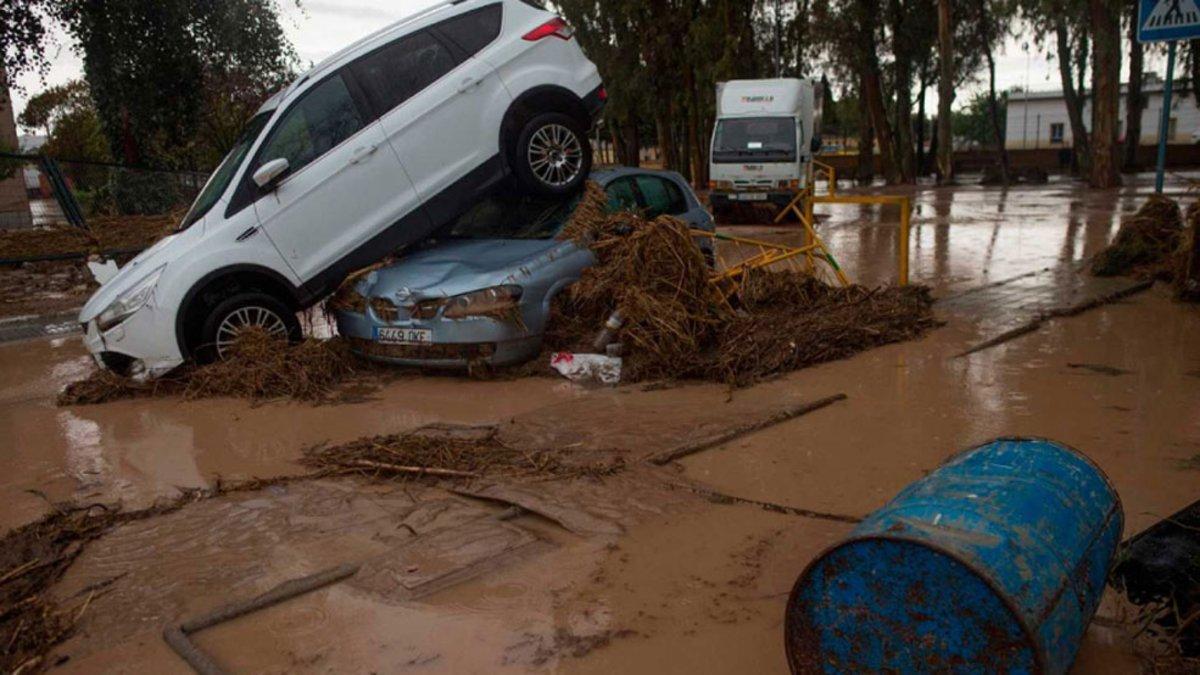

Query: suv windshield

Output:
[712, 117, 797, 163]
[442, 193, 575, 240]
[179, 112, 271, 231]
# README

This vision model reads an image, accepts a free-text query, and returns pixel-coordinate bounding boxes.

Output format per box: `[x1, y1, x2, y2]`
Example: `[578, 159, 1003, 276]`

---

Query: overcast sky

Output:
[11, 1, 1167, 135]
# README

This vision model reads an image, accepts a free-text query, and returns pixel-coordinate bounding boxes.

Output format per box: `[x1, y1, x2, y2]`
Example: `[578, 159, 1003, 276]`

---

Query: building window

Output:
[1049, 123, 1065, 145]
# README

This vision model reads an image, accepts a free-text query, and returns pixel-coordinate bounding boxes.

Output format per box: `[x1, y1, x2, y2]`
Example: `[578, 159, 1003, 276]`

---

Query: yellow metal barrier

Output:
[770, 160, 914, 286]
[691, 229, 841, 298]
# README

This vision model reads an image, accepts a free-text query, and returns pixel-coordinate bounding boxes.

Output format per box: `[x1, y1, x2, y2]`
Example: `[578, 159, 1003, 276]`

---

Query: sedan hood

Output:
[361, 238, 581, 300]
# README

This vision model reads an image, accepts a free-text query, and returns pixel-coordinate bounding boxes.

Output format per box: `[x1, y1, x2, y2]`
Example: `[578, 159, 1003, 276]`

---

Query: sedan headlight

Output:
[417, 285, 523, 320]
[97, 265, 165, 331]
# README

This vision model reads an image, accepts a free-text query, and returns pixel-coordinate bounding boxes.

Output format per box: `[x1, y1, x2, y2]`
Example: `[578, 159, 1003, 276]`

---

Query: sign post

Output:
[1139, 0, 1200, 193]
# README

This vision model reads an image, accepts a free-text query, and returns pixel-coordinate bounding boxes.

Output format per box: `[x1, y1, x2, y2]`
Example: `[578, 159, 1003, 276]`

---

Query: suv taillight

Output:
[523, 17, 574, 41]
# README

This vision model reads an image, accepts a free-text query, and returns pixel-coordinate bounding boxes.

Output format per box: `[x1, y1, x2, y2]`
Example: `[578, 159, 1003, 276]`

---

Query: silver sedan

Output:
[333, 168, 715, 368]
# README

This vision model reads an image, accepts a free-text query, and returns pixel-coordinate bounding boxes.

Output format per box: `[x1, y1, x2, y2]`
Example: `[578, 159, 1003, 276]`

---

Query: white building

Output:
[1005, 75, 1200, 149]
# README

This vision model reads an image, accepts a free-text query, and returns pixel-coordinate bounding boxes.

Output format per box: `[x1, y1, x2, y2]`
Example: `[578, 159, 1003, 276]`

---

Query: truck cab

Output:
[708, 78, 819, 214]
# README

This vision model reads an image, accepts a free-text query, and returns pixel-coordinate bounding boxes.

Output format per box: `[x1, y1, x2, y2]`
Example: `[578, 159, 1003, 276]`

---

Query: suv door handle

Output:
[349, 144, 379, 165]
[457, 76, 482, 94]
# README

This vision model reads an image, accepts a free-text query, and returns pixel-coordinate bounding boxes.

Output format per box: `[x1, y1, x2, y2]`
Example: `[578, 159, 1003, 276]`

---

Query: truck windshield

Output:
[712, 117, 797, 163]
[178, 112, 272, 231]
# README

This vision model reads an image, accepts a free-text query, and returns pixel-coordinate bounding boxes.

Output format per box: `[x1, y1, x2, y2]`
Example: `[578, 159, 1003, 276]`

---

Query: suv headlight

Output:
[417, 285, 523, 320]
[97, 265, 165, 331]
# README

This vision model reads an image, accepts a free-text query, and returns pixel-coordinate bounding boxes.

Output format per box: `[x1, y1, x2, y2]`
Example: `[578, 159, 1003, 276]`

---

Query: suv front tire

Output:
[196, 292, 301, 364]
[513, 112, 592, 196]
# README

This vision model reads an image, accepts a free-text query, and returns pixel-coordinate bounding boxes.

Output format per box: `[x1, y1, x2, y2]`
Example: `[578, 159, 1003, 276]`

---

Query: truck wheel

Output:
[513, 112, 591, 196]
[196, 292, 300, 364]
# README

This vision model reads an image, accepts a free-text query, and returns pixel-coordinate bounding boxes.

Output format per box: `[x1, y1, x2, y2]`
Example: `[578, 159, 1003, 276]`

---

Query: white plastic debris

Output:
[550, 352, 622, 386]
[87, 259, 120, 285]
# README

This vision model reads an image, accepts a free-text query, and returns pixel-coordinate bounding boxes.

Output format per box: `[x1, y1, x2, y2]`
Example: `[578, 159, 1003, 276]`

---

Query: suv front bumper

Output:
[82, 307, 185, 380]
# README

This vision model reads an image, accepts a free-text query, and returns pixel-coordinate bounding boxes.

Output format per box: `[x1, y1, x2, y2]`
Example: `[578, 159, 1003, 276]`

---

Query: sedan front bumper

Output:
[335, 310, 544, 369]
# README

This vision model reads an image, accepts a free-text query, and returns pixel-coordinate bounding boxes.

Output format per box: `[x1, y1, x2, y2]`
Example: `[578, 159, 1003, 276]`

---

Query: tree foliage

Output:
[55, 0, 299, 170]
[0, 0, 57, 90]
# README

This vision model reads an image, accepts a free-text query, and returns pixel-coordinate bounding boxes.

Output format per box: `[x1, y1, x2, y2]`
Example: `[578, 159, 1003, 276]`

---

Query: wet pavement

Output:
[2, 173, 1199, 672]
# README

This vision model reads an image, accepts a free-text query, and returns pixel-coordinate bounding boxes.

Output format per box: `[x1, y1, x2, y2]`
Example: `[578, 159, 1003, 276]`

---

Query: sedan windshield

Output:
[178, 112, 271, 231]
[712, 117, 797, 163]
[442, 193, 575, 240]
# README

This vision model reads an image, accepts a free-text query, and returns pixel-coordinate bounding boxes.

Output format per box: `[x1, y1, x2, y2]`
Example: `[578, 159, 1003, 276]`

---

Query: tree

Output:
[0, 0, 56, 90]
[936, 0, 954, 183]
[1088, 0, 1121, 188]
[57, 0, 298, 170]
[1123, 2, 1144, 173]
[1021, 0, 1091, 175]
[18, 80, 90, 135]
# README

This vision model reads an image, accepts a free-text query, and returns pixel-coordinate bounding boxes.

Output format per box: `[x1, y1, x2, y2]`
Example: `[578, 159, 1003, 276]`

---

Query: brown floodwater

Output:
[4, 174, 1199, 673]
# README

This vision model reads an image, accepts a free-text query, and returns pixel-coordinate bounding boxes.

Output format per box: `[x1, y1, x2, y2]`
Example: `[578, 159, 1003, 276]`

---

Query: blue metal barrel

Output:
[785, 438, 1123, 674]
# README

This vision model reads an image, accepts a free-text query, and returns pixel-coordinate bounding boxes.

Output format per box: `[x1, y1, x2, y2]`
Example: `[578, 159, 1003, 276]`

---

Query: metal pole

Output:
[1156, 40, 1177, 194]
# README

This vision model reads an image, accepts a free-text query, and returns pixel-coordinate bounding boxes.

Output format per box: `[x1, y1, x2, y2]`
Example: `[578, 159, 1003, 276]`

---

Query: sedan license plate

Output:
[735, 193, 768, 202]
[375, 327, 433, 346]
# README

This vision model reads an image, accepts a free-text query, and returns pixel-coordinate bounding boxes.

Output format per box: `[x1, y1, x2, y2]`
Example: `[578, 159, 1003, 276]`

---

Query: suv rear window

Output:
[352, 30, 458, 114]
[436, 5, 503, 56]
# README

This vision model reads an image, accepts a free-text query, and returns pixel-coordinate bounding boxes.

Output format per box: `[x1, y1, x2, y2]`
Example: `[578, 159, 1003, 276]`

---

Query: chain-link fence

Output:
[0, 152, 208, 264]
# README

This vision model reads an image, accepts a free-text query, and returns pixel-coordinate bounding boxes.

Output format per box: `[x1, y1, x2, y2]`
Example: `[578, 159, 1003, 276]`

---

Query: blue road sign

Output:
[1140, 0, 1200, 43]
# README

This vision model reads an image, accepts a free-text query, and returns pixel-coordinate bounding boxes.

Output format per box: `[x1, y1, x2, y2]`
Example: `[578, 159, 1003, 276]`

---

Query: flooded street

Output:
[3, 175, 1198, 672]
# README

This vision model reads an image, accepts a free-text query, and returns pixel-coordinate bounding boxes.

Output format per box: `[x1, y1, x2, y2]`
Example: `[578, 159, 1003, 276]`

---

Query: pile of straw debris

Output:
[551, 182, 939, 386]
[0, 490, 213, 673]
[302, 424, 623, 481]
[0, 261, 95, 317]
[0, 212, 178, 262]
[1092, 196, 1186, 280]
[1178, 202, 1200, 301]
[58, 329, 359, 406]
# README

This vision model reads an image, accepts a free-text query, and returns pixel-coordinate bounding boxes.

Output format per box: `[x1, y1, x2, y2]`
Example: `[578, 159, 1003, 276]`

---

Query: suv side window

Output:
[635, 176, 688, 217]
[351, 30, 458, 115]
[256, 73, 365, 178]
[605, 178, 640, 213]
[435, 5, 503, 56]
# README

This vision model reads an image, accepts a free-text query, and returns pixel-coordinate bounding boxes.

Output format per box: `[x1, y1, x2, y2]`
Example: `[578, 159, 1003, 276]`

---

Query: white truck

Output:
[708, 78, 820, 215]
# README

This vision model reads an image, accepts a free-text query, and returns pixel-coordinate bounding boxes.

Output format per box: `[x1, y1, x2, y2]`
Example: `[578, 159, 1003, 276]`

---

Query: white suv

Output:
[78, 0, 604, 378]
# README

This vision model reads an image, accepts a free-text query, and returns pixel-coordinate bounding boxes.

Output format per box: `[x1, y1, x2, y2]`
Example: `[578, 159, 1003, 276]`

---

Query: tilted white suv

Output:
[78, 0, 604, 378]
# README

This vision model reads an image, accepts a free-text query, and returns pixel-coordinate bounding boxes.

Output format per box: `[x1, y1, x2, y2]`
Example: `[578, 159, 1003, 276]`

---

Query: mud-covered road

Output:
[2, 174, 1198, 673]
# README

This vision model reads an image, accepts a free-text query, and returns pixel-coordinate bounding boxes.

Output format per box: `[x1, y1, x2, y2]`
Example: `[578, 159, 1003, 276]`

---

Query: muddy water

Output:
[0, 337, 581, 531]
[724, 174, 1194, 292]
[4, 175, 1200, 672]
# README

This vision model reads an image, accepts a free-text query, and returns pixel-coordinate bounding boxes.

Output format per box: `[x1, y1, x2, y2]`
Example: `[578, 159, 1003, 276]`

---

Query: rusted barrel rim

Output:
[783, 533, 1046, 675]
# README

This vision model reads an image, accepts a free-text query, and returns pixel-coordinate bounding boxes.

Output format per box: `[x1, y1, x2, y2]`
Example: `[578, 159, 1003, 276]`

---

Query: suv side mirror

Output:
[252, 158, 290, 190]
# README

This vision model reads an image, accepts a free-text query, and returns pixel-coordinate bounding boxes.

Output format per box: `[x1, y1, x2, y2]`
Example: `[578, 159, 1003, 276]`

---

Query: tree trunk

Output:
[1123, 1, 1144, 173]
[893, 59, 916, 183]
[889, 0, 916, 183]
[916, 73, 928, 177]
[864, 66, 900, 183]
[1055, 18, 1091, 175]
[986, 49, 1010, 184]
[856, 81, 876, 185]
[936, 0, 955, 183]
[684, 67, 705, 187]
[1089, 0, 1121, 189]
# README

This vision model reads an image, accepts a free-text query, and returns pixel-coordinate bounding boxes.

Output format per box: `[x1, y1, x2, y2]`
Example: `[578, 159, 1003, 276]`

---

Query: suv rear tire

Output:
[513, 112, 592, 196]
[195, 292, 300, 364]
